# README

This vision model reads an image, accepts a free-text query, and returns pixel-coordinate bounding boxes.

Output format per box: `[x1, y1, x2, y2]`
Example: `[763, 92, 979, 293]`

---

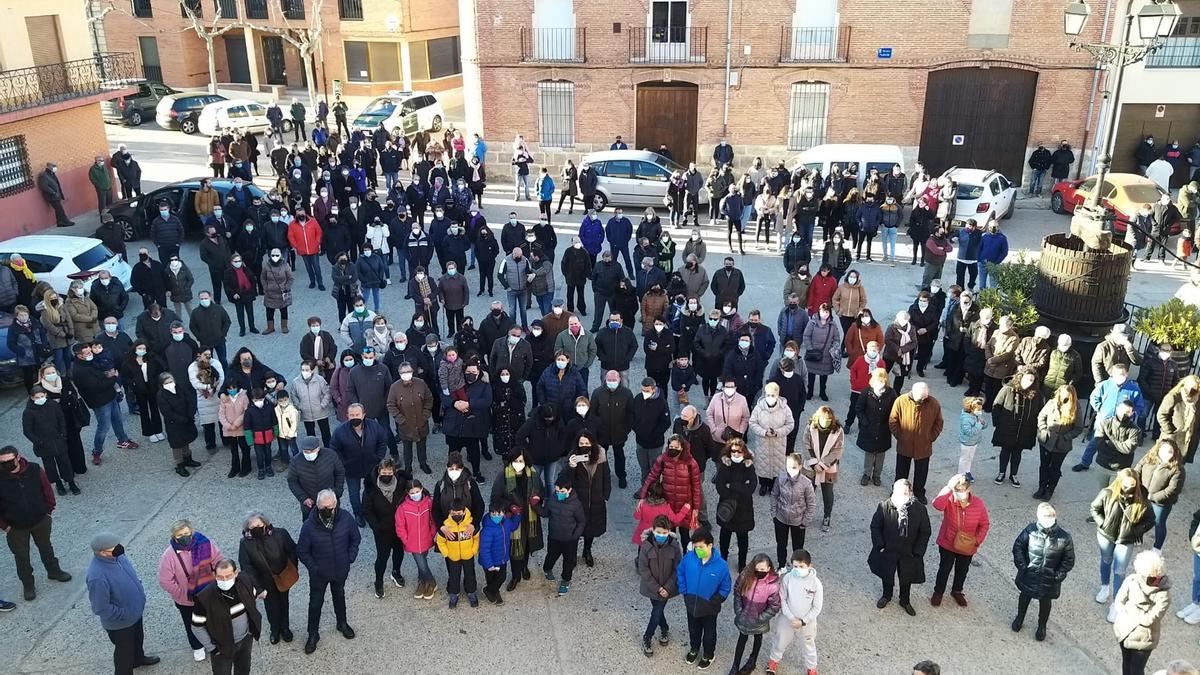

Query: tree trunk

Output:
[303, 46, 317, 109]
[206, 37, 218, 94]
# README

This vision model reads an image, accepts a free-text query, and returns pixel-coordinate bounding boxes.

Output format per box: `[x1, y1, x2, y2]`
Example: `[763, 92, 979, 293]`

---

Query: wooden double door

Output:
[635, 82, 698, 165]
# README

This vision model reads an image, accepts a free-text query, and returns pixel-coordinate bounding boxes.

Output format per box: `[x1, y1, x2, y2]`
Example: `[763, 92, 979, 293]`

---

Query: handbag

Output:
[803, 348, 823, 363]
[951, 506, 977, 555]
[716, 497, 738, 526]
[272, 559, 300, 592]
[676, 389, 689, 405]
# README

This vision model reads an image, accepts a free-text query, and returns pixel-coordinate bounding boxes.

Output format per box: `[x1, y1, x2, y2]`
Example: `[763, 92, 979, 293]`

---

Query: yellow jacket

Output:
[435, 513, 480, 561]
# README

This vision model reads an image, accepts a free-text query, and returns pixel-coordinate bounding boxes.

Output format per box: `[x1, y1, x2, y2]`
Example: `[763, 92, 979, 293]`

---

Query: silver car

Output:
[582, 150, 709, 209]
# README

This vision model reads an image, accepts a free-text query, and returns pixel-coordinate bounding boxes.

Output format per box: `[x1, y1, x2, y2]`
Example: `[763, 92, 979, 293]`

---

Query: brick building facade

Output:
[466, 0, 1104, 184]
[103, 0, 461, 99]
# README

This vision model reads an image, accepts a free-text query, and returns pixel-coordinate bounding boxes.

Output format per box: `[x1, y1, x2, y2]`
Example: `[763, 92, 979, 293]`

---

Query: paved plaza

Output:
[0, 123, 1197, 674]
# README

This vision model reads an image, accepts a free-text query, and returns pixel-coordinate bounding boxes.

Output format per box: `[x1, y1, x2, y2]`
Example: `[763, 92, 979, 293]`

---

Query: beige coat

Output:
[888, 394, 944, 460]
[275, 402, 300, 439]
[984, 329, 1019, 380]
[803, 425, 844, 484]
[63, 296, 99, 340]
[831, 281, 868, 319]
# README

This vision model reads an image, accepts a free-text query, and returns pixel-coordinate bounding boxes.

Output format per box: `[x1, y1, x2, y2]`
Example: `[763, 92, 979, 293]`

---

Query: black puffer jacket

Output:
[1012, 522, 1075, 599]
[513, 412, 568, 465]
[590, 385, 634, 447]
[855, 387, 897, 453]
[1091, 487, 1156, 545]
[1138, 355, 1186, 404]
[713, 455, 756, 532]
[991, 385, 1043, 450]
[544, 490, 586, 542]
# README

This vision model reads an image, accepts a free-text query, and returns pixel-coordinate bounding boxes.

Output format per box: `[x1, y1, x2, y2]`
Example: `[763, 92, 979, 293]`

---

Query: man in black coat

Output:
[134, 303, 180, 357]
[560, 236, 592, 315]
[188, 290, 231, 366]
[868, 479, 931, 615]
[1027, 143, 1053, 196]
[722, 337, 765, 402]
[500, 213, 526, 255]
[578, 164, 599, 211]
[709, 257, 746, 309]
[288, 436, 346, 520]
[478, 301, 516, 366]
[590, 370, 634, 488]
[189, 559, 262, 671]
[130, 248, 169, 309]
[37, 163, 73, 227]
[630, 378, 671, 488]
[1049, 141, 1075, 181]
[0, 446, 73, 602]
[346, 347, 395, 456]
[162, 322, 200, 392]
[595, 314, 638, 388]
[149, 203, 185, 262]
[90, 270, 129, 325]
[589, 250, 625, 332]
[329, 406, 388, 526]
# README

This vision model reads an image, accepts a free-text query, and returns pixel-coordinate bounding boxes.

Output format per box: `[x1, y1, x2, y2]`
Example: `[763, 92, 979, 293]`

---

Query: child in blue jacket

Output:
[478, 497, 520, 604]
[677, 529, 732, 669]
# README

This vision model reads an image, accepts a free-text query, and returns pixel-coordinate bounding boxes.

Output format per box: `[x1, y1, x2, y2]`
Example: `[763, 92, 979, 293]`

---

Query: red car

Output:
[1050, 173, 1173, 234]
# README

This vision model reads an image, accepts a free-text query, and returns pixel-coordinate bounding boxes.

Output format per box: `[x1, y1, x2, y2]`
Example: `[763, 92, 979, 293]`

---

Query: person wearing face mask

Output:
[1092, 468, 1156, 621]
[1012, 499, 1080, 638]
[235, 512, 297, 647]
[88, 269, 129, 331]
[156, 373, 200, 477]
[243, 387, 279, 480]
[354, 242, 388, 314]
[889, 382, 944, 504]
[0, 443, 74, 607]
[977, 220, 1009, 289]
[692, 310, 729, 398]
[1156, 375, 1200, 465]
[149, 200, 185, 263]
[330, 402, 389, 525]
[532, 346, 583, 416]
[713, 439, 756, 572]
[941, 290, 977, 386]
[1137, 341, 1186, 439]
[1041, 332, 1080, 397]
[222, 254, 259, 337]
[1133, 439, 1184, 552]
[567, 432, 611, 568]
[22, 385, 80, 496]
[921, 226, 954, 290]
[361, 458, 411, 599]
[635, 513, 685, 657]
[1076, 364, 1147, 473]
[906, 291, 939, 378]
[1111, 549, 1171, 674]
[88, 531, 160, 672]
[219, 382, 253, 478]
[541, 474, 587, 596]
[728, 552, 781, 675]
[747, 381, 796, 496]
[868, 479, 931, 617]
[801, 303, 842, 402]
[188, 557, 265, 674]
[72, 343, 139, 465]
[991, 367, 1046, 488]
[60, 281, 98, 342]
[296, 489, 360, 654]
[286, 436, 345, 521]
[257, 248, 294, 336]
[928, 474, 990, 612]
[492, 366, 529, 455]
[118, 338, 163, 444]
[981, 314, 1019, 411]
[442, 363, 495, 481]
[1031, 385, 1084, 501]
[157, 520, 225, 662]
[961, 307, 995, 396]
[131, 248, 171, 313]
[829, 268, 867, 338]
[385, 362, 434, 475]
[289, 359, 332, 446]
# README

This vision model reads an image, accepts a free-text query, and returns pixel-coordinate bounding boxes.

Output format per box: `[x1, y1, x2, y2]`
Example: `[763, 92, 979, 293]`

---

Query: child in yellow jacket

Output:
[435, 499, 481, 608]
[274, 390, 300, 461]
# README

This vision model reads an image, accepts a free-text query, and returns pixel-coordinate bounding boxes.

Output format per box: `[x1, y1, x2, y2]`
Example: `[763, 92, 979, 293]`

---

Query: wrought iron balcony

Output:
[1145, 36, 1200, 68]
[779, 26, 851, 63]
[0, 53, 138, 116]
[628, 26, 708, 64]
[520, 27, 586, 63]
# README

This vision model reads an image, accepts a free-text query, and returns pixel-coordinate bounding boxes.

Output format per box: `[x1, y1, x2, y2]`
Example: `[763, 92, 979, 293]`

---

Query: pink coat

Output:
[707, 392, 750, 444]
[218, 392, 248, 437]
[631, 498, 692, 544]
[395, 494, 436, 554]
[157, 541, 223, 606]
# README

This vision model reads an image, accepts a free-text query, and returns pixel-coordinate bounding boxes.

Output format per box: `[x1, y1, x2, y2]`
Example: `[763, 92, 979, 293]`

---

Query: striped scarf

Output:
[504, 467, 539, 560]
[171, 531, 217, 595]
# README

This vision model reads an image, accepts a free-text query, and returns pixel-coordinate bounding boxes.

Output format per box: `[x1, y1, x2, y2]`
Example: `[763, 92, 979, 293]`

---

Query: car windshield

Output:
[1123, 184, 1162, 204]
[653, 155, 686, 173]
[955, 183, 984, 200]
[360, 100, 397, 117]
[73, 244, 116, 270]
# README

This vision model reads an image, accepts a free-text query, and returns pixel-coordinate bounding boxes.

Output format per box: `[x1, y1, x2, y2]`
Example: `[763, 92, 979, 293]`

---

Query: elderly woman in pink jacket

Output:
[707, 375, 751, 445]
[157, 519, 224, 663]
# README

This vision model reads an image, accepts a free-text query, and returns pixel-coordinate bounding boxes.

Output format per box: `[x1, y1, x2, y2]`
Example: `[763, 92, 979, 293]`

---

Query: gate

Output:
[635, 82, 698, 165]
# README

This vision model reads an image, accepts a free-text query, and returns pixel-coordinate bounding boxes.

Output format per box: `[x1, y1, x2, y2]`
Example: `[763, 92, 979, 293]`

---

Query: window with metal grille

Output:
[132, 0, 153, 17]
[181, 0, 203, 17]
[538, 81, 575, 147]
[427, 37, 462, 78]
[215, 0, 237, 18]
[338, 0, 363, 20]
[787, 82, 829, 151]
[0, 136, 33, 198]
[281, 0, 304, 20]
[245, 0, 268, 19]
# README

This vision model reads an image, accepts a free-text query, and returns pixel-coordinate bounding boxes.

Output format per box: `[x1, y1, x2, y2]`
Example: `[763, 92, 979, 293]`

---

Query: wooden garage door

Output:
[918, 67, 1038, 184]
[636, 82, 698, 165]
[1113, 103, 1200, 187]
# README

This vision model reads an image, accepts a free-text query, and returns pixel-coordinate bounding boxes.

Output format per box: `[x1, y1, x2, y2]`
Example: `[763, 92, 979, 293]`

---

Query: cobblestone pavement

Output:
[0, 123, 1196, 674]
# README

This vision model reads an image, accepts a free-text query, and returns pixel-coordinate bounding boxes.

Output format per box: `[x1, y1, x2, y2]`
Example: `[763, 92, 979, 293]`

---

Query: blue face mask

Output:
[490, 514, 503, 524]
[707, 319, 718, 327]
[556, 361, 567, 370]
[605, 381, 618, 391]
[447, 269, 457, 276]
[271, 216, 280, 223]
[608, 321, 621, 330]
[555, 491, 567, 501]
[653, 532, 669, 544]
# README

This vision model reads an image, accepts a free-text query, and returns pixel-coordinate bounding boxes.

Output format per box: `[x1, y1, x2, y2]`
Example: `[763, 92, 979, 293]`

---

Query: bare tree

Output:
[240, 0, 327, 107]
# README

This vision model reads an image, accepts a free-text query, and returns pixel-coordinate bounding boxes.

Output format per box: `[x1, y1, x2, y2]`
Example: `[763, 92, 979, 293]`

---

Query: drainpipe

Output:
[1079, 0, 1117, 178]
[722, 0, 733, 136]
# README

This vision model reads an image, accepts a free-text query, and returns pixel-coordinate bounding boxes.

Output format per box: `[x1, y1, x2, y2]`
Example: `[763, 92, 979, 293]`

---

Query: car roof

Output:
[942, 167, 1001, 183]
[0, 235, 105, 255]
[165, 92, 222, 102]
[381, 90, 435, 99]
[207, 99, 262, 108]
[1096, 173, 1158, 186]
[582, 149, 667, 163]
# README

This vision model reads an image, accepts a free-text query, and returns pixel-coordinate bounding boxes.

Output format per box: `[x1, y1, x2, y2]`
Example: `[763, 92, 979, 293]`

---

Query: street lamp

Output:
[1062, 0, 1181, 247]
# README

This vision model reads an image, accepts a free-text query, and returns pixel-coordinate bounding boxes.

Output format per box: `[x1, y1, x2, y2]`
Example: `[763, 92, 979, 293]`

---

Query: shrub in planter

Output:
[977, 287, 1040, 331]
[985, 251, 1037, 297]
[1132, 298, 1200, 359]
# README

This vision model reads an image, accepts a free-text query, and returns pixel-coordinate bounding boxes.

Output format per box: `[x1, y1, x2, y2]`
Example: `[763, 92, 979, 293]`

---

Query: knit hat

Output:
[90, 531, 121, 552]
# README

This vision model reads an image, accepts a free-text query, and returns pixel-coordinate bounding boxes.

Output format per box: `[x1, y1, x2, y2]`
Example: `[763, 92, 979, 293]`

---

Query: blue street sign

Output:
[877, 47, 893, 59]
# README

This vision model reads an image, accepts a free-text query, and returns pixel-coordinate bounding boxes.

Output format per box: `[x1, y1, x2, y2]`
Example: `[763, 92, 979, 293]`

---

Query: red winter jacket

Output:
[932, 489, 990, 556]
[639, 450, 701, 515]
[287, 218, 323, 256]
[849, 355, 889, 393]
[805, 275, 838, 315]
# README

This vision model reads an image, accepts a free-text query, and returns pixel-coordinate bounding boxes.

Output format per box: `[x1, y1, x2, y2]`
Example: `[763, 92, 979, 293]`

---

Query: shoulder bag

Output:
[952, 505, 977, 555]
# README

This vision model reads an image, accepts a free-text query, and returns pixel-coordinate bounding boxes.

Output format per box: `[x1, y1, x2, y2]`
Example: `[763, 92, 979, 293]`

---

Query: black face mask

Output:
[250, 526, 267, 539]
[754, 570, 768, 580]
[350, 418, 364, 428]
[174, 534, 193, 547]
[318, 507, 335, 519]
[379, 474, 395, 485]
[465, 373, 478, 384]
[667, 448, 681, 458]
[0, 459, 16, 472]
[451, 514, 464, 523]
[111, 544, 125, 558]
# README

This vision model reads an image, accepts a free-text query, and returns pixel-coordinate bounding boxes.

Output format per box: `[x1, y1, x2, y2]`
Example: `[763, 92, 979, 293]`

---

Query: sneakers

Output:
[423, 582, 437, 600]
[964, 472, 975, 484]
[686, 650, 699, 664]
[0, 599, 14, 612]
[641, 637, 653, 656]
[374, 582, 384, 599]
[544, 570, 556, 581]
[658, 627, 669, 646]
[391, 571, 405, 588]
[1009, 475, 1021, 488]
[1106, 603, 1117, 623]
[1183, 605, 1200, 625]
[1095, 584, 1110, 603]
[697, 655, 712, 669]
[993, 472, 1005, 485]
[557, 583, 569, 596]
[448, 593, 459, 609]
[821, 516, 831, 532]
[116, 440, 138, 449]
[193, 648, 206, 661]
[766, 660, 778, 675]
[1174, 602, 1197, 620]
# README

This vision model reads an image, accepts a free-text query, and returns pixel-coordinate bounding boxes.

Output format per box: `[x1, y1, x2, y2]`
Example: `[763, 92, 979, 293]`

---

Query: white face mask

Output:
[1058, 343, 1070, 353]
[500, 374, 511, 383]
[553, 307, 563, 315]
[782, 370, 795, 378]
[786, 466, 801, 478]
[303, 451, 319, 462]
[400, 373, 413, 382]
[512, 461, 525, 473]
[954, 490, 969, 502]
[730, 455, 744, 464]
[765, 395, 778, 406]
[216, 578, 236, 591]
[891, 493, 909, 507]
[1037, 516, 1056, 529]
[576, 405, 589, 416]
[1159, 351, 1171, 361]
[448, 469, 463, 481]
[724, 387, 737, 397]
[163, 382, 176, 393]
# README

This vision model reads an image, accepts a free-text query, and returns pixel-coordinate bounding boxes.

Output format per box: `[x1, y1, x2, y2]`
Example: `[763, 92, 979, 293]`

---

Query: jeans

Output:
[393, 246, 408, 280]
[934, 546, 972, 594]
[1029, 169, 1046, 195]
[507, 290, 528, 326]
[306, 576, 347, 633]
[1080, 419, 1102, 467]
[1150, 502, 1172, 550]
[385, 172, 399, 191]
[347, 476, 364, 518]
[1120, 647, 1152, 675]
[540, 461, 558, 494]
[611, 243, 634, 277]
[536, 292, 555, 316]
[977, 260, 992, 289]
[514, 173, 531, 200]
[409, 550, 435, 585]
[301, 254, 324, 288]
[365, 286, 382, 313]
[1097, 532, 1133, 591]
[107, 619, 148, 675]
[644, 599, 669, 641]
[1192, 548, 1200, 604]
[880, 227, 897, 258]
[92, 399, 130, 455]
[210, 635, 254, 675]
[686, 613, 718, 657]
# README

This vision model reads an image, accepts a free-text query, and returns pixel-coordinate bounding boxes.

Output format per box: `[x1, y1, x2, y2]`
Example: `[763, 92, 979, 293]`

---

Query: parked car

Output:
[0, 236, 131, 294]
[581, 149, 709, 210]
[103, 178, 269, 241]
[1050, 173, 1172, 234]
[102, 80, 178, 126]
[0, 311, 22, 386]
[941, 167, 1016, 227]
[351, 91, 446, 135]
[790, 144, 906, 190]
[156, 93, 228, 134]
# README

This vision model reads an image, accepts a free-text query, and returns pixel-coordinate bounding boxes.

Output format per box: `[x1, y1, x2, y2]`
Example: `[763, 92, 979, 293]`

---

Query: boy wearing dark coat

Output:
[542, 474, 587, 596]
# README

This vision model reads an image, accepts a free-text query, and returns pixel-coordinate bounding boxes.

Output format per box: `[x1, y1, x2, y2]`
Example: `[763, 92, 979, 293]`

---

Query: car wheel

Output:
[281, 120, 293, 133]
[180, 117, 198, 135]
[115, 217, 137, 242]
[593, 193, 609, 211]
[431, 115, 443, 132]
[129, 110, 144, 126]
[1050, 192, 1066, 214]
[1001, 200, 1015, 220]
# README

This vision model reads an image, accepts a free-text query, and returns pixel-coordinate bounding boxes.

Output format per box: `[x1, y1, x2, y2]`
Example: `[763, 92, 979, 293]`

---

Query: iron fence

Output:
[1123, 301, 1200, 373]
[627, 26, 707, 63]
[779, 25, 851, 63]
[0, 53, 138, 116]
[142, 64, 163, 82]
[520, 27, 586, 63]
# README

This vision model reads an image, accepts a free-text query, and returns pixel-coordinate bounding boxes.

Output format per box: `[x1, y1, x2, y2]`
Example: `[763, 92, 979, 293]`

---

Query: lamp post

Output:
[1063, 0, 1181, 214]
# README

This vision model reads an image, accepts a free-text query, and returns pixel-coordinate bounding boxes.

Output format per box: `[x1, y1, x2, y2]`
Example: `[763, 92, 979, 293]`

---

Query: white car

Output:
[941, 167, 1016, 227]
[582, 149, 709, 210]
[0, 236, 131, 294]
[351, 91, 446, 135]
[197, 99, 274, 137]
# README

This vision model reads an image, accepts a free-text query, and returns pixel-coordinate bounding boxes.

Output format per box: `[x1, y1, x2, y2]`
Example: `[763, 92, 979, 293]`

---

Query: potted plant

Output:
[1131, 298, 1200, 365]
[980, 251, 1040, 331]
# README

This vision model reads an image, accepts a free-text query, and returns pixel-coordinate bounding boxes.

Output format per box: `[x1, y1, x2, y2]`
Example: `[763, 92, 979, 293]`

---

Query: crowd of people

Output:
[2, 129, 1200, 675]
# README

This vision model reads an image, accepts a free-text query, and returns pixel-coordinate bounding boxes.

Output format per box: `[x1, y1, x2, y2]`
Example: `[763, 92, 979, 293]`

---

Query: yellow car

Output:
[1050, 173, 1171, 234]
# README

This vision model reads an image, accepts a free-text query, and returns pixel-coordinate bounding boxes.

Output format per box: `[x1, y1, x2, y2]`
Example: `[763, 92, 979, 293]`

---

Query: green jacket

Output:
[290, 102, 305, 121]
[88, 163, 112, 191]
[1043, 348, 1081, 395]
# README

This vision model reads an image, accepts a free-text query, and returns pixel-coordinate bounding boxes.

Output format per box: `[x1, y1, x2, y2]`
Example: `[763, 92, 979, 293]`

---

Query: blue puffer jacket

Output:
[297, 507, 361, 582]
[535, 364, 588, 420]
[537, 175, 556, 201]
[442, 378, 493, 438]
[978, 232, 1009, 264]
[579, 217, 605, 255]
[477, 513, 520, 569]
[677, 548, 732, 618]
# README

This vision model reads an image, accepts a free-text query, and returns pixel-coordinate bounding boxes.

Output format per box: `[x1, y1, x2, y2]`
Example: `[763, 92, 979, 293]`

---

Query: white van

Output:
[197, 99, 274, 137]
[790, 144, 905, 190]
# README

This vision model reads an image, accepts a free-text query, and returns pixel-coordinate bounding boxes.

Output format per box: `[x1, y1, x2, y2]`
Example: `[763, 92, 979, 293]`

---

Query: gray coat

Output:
[346, 362, 392, 419]
[770, 470, 818, 527]
[438, 274, 470, 311]
[801, 318, 842, 376]
[554, 329, 597, 369]
[636, 529, 682, 599]
[499, 254, 530, 292]
[0, 267, 19, 307]
[260, 262, 294, 310]
[530, 258, 555, 296]
[1036, 399, 1084, 454]
[290, 373, 332, 422]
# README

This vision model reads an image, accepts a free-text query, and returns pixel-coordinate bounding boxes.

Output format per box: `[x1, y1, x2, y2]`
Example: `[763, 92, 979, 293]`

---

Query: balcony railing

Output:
[142, 64, 163, 82]
[215, 0, 237, 18]
[1145, 36, 1200, 68]
[338, 0, 363, 20]
[281, 0, 304, 20]
[0, 53, 137, 116]
[779, 26, 850, 62]
[628, 26, 707, 64]
[246, 0, 268, 20]
[520, 27, 586, 63]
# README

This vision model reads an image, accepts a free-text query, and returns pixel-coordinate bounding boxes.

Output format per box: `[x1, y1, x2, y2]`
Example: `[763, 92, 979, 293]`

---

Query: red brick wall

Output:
[0, 103, 111, 238]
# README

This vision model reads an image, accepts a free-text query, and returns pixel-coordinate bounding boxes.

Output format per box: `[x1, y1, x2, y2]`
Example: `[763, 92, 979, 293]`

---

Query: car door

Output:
[399, 99, 420, 135]
[631, 160, 670, 206]
[990, 175, 1013, 216]
[144, 186, 187, 226]
[245, 103, 270, 133]
[600, 160, 636, 204]
[225, 105, 248, 132]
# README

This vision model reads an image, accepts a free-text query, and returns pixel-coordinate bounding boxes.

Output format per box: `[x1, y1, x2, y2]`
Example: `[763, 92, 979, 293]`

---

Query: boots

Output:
[263, 320, 276, 335]
[281, 320, 289, 334]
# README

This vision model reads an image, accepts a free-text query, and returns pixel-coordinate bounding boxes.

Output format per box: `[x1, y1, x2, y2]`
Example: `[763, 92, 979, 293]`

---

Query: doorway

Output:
[223, 34, 251, 84]
[138, 36, 162, 82]
[25, 16, 67, 98]
[1113, 103, 1200, 187]
[918, 67, 1038, 184]
[635, 81, 698, 165]
[262, 36, 287, 85]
